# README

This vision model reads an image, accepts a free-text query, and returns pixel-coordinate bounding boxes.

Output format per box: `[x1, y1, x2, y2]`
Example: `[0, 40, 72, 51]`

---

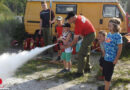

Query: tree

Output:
[2, 0, 27, 15]
[0, 2, 13, 19]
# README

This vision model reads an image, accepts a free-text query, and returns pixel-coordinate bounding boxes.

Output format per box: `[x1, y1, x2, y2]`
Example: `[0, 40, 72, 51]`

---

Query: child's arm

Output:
[113, 44, 122, 64]
[57, 36, 62, 41]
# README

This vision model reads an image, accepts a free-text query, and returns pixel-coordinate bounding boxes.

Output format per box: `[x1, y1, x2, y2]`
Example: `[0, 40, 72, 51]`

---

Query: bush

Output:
[0, 18, 26, 50]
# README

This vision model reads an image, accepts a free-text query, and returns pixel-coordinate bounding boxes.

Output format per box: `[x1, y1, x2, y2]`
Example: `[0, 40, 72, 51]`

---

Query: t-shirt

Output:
[40, 9, 55, 27]
[55, 25, 63, 38]
[104, 32, 123, 62]
[74, 15, 95, 36]
[62, 31, 73, 53]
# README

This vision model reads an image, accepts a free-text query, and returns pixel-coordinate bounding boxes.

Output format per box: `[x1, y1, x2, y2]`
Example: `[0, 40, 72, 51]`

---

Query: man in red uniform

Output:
[64, 12, 96, 77]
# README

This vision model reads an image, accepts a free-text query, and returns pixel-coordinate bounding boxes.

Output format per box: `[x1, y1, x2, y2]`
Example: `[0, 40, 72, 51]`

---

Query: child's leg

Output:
[66, 53, 72, 70]
[65, 62, 69, 70]
[68, 61, 72, 69]
[99, 57, 104, 76]
[103, 60, 115, 90]
[63, 60, 66, 69]
[58, 50, 61, 56]
[61, 52, 66, 68]
[105, 81, 111, 90]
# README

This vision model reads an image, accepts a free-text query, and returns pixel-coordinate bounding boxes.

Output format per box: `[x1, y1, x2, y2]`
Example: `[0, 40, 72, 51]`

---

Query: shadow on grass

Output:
[112, 78, 130, 88]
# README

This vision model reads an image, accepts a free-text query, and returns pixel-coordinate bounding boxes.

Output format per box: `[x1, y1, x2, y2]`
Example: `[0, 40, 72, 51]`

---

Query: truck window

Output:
[56, 4, 77, 14]
[103, 5, 121, 18]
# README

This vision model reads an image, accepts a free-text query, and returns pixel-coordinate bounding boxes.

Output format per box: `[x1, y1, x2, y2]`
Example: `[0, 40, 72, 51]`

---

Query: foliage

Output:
[0, 18, 26, 50]
[0, 0, 27, 15]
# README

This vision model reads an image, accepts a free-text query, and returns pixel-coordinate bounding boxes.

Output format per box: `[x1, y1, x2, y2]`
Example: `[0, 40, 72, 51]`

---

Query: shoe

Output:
[97, 76, 104, 81]
[74, 72, 84, 78]
[97, 85, 111, 90]
[97, 85, 104, 90]
[58, 69, 67, 73]
[66, 69, 71, 73]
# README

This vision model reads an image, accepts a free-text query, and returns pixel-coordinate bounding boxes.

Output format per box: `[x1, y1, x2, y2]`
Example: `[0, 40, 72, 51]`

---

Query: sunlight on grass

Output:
[112, 78, 130, 88]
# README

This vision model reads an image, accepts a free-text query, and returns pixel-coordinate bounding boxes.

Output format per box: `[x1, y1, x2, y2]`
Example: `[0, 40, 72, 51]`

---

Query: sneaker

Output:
[98, 85, 111, 90]
[98, 85, 104, 90]
[97, 76, 104, 81]
[58, 69, 67, 73]
[66, 69, 71, 73]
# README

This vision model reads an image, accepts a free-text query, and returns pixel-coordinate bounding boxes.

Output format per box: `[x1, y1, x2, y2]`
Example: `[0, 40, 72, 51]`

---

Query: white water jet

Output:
[0, 44, 56, 80]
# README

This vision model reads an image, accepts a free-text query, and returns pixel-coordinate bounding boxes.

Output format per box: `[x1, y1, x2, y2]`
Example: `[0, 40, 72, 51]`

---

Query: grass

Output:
[15, 59, 62, 78]
[112, 78, 130, 88]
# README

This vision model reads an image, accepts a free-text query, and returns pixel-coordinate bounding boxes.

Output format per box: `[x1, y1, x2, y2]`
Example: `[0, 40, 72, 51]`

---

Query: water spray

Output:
[0, 44, 57, 81]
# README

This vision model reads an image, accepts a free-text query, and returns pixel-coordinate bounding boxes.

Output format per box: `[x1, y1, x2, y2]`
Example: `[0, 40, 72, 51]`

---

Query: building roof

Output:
[28, 0, 118, 3]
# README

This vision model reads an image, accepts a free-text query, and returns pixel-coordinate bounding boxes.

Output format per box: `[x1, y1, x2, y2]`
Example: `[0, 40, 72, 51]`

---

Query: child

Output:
[97, 30, 107, 80]
[58, 23, 73, 73]
[98, 18, 123, 90]
[55, 16, 63, 61]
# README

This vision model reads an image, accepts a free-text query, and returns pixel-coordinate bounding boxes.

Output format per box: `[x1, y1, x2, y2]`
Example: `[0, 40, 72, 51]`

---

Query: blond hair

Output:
[109, 18, 121, 32]
[98, 30, 107, 37]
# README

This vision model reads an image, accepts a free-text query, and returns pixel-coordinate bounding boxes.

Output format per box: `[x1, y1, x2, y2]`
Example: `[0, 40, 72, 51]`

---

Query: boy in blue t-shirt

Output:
[98, 18, 123, 90]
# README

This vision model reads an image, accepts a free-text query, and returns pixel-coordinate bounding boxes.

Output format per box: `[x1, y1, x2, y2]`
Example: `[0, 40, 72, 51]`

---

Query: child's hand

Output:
[58, 37, 62, 41]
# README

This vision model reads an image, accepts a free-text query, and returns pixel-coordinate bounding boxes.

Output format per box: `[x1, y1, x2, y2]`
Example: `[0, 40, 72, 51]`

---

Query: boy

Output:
[97, 30, 107, 80]
[58, 23, 73, 73]
[55, 16, 63, 61]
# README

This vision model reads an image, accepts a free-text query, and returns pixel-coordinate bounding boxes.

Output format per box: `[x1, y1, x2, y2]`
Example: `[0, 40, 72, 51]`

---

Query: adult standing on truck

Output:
[63, 12, 96, 77]
[39, 1, 55, 56]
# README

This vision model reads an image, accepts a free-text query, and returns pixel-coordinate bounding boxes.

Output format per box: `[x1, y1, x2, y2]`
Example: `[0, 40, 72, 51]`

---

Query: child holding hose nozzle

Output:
[58, 23, 73, 73]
